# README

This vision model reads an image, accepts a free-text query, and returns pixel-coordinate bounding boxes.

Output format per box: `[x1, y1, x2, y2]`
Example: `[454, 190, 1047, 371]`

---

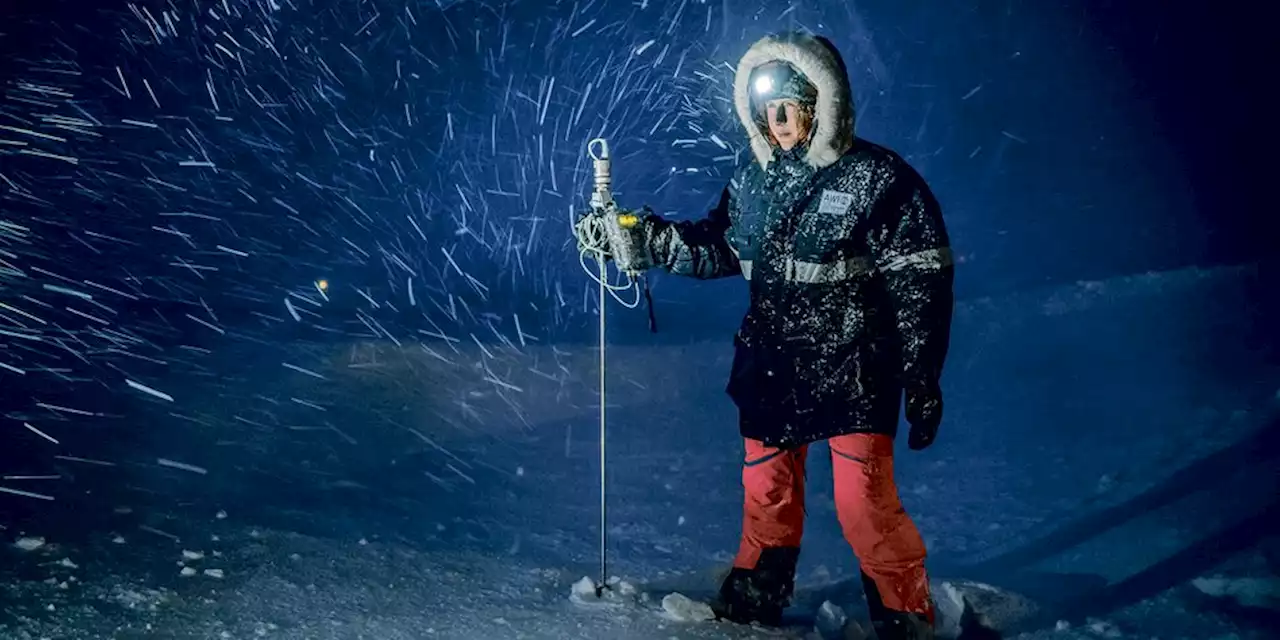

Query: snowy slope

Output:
[1, 262, 1277, 639]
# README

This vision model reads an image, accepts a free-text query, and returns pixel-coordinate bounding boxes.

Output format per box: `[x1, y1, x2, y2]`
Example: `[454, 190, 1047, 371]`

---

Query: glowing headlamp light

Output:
[749, 62, 811, 104]
[753, 74, 774, 97]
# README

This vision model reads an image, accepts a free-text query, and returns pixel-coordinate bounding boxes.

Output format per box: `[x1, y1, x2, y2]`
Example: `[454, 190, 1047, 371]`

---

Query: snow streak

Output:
[0, 0, 809, 505]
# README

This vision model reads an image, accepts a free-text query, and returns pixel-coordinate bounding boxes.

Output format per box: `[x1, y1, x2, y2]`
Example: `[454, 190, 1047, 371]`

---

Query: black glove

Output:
[574, 208, 656, 273]
[904, 384, 943, 451]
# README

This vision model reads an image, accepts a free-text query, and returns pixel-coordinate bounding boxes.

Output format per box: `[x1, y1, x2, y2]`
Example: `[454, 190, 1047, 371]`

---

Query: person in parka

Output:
[576, 32, 953, 638]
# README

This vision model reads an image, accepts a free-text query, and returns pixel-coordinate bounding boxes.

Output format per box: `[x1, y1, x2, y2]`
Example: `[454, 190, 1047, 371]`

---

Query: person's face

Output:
[765, 99, 811, 151]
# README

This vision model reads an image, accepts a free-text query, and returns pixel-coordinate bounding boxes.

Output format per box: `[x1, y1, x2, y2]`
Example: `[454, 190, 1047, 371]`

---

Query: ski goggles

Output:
[748, 61, 815, 108]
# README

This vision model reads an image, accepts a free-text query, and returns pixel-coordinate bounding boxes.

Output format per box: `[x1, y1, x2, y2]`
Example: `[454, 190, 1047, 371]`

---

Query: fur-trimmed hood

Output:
[733, 33, 855, 171]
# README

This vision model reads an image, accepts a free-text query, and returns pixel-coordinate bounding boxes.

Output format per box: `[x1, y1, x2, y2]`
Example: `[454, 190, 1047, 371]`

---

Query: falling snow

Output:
[0, 1, 1276, 639]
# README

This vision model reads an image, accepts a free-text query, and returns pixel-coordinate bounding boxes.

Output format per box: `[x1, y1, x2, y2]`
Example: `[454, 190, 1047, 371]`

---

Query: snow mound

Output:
[661, 592, 717, 622]
[815, 600, 870, 639]
[1192, 576, 1280, 612]
[13, 537, 47, 552]
[568, 575, 640, 609]
[934, 579, 1039, 639]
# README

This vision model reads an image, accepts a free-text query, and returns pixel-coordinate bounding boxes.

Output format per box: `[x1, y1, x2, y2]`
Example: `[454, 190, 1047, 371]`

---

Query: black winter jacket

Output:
[636, 33, 954, 448]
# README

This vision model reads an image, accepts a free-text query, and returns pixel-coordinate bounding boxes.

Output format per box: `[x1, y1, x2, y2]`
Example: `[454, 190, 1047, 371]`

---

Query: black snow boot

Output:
[711, 547, 801, 626]
[862, 572, 935, 640]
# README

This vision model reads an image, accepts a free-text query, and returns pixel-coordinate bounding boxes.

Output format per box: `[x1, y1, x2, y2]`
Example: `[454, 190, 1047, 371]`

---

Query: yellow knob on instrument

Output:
[617, 213, 639, 229]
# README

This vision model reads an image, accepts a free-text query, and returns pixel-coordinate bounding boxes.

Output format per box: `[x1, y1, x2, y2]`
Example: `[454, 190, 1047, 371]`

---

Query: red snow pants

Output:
[732, 433, 934, 619]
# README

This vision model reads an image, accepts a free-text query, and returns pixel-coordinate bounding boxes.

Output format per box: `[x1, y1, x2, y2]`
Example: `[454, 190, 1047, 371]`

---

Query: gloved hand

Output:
[904, 383, 943, 451]
[603, 207, 657, 273]
[575, 208, 657, 273]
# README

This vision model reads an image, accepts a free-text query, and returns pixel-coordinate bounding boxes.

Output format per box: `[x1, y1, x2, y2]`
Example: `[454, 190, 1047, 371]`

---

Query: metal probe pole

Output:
[588, 137, 613, 597]
[597, 255, 609, 596]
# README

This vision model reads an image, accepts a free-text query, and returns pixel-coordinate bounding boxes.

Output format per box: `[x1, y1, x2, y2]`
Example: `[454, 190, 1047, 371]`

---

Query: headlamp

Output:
[749, 62, 812, 104]
[753, 74, 774, 97]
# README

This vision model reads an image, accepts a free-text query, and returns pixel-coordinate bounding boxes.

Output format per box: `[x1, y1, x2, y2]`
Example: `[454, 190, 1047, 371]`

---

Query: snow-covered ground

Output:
[2, 262, 1277, 639]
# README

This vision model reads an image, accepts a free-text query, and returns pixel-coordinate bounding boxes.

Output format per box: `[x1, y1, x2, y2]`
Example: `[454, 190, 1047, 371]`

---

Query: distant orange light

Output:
[316, 279, 329, 292]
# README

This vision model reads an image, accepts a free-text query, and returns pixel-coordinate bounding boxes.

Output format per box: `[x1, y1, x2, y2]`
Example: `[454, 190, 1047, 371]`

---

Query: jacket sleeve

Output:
[870, 165, 955, 391]
[641, 184, 742, 279]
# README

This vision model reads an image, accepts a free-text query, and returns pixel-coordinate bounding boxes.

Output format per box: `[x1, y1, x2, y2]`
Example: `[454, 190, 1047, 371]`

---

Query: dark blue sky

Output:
[0, 0, 1273, 341]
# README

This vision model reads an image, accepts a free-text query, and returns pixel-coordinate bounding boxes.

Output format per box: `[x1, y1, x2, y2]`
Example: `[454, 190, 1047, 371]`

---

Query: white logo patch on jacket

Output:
[817, 189, 855, 215]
